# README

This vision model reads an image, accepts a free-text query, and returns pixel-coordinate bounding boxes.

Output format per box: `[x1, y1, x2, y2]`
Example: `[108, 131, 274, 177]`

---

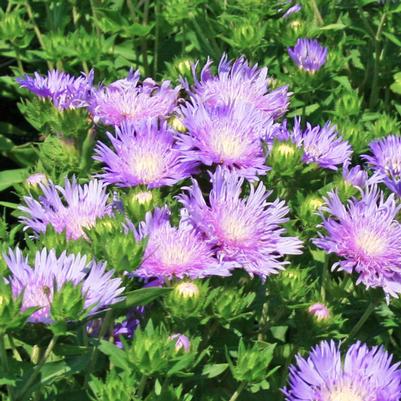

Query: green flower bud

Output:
[89, 369, 135, 401]
[168, 115, 187, 133]
[124, 188, 160, 222]
[227, 340, 276, 384]
[269, 141, 302, 175]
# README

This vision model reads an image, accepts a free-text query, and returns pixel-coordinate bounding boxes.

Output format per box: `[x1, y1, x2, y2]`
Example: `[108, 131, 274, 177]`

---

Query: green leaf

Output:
[383, 32, 401, 47]
[98, 340, 130, 371]
[390, 82, 401, 95]
[318, 23, 346, 31]
[202, 363, 228, 378]
[0, 168, 28, 191]
[113, 287, 172, 311]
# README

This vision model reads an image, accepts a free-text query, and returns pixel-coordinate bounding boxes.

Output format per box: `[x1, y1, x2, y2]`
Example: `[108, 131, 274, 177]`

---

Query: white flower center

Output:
[304, 143, 322, 158]
[328, 387, 364, 401]
[220, 214, 250, 242]
[159, 243, 192, 266]
[384, 155, 401, 179]
[129, 153, 164, 183]
[210, 129, 245, 160]
[355, 229, 386, 256]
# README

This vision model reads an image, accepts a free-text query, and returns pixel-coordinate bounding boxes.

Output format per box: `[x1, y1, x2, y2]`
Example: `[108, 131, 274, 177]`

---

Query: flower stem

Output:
[228, 382, 246, 401]
[0, 335, 14, 400]
[137, 375, 147, 398]
[347, 301, 376, 342]
[16, 335, 58, 400]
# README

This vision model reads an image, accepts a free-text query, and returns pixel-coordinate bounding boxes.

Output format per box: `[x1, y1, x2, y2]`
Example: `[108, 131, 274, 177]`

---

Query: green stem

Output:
[347, 302, 376, 342]
[153, 0, 159, 76]
[0, 335, 13, 400]
[16, 336, 58, 400]
[137, 375, 147, 398]
[84, 310, 113, 386]
[228, 382, 246, 401]
[12, 44, 24, 74]
[369, 12, 387, 109]
[24, 0, 53, 69]
[141, 0, 150, 76]
[310, 0, 323, 26]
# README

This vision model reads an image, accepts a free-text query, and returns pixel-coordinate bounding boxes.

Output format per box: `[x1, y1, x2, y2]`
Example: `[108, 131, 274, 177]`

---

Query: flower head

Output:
[291, 118, 352, 170]
[288, 38, 328, 73]
[308, 303, 330, 321]
[186, 55, 289, 120]
[94, 121, 195, 188]
[283, 340, 401, 401]
[179, 167, 302, 279]
[179, 101, 271, 180]
[19, 178, 112, 240]
[314, 186, 401, 298]
[364, 135, 401, 196]
[133, 207, 232, 280]
[3, 248, 123, 324]
[17, 69, 94, 109]
[89, 70, 179, 126]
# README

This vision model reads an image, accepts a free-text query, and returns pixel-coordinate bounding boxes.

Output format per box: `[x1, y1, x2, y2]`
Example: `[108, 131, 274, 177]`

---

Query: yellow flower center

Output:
[355, 229, 386, 256]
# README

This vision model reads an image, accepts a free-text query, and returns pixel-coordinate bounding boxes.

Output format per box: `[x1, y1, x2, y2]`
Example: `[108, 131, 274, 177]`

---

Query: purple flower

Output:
[314, 186, 401, 298]
[288, 38, 328, 73]
[26, 173, 48, 187]
[283, 340, 401, 401]
[89, 70, 179, 126]
[363, 135, 401, 196]
[113, 307, 144, 348]
[185, 55, 290, 120]
[178, 101, 271, 180]
[308, 303, 330, 321]
[94, 121, 195, 188]
[291, 118, 352, 170]
[17, 70, 94, 110]
[170, 334, 191, 352]
[133, 207, 233, 280]
[282, 4, 302, 18]
[179, 167, 303, 279]
[19, 178, 112, 240]
[3, 248, 124, 324]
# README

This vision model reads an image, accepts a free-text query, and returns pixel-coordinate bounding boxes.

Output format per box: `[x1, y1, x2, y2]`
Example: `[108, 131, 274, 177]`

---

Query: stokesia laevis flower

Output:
[170, 334, 191, 352]
[363, 135, 401, 196]
[179, 167, 303, 279]
[89, 70, 179, 126]
[291, 118, 352, 170]
[17, 69, 94, 109]
[178, 101, 271, 180]
[288, 38, 328, 73]
[185, 55, 290, 120]
[19, 178, 112, 240]
[26, 172, 48, 187]
[283, 340, 401, 401]
[314, 186, 401, 298]
[282, 3, 302, 18]
[133, 207, 233, 280]
[94, 120, 196, 188]
[3, 248, 124, 324]
[308, 303, 330, 321]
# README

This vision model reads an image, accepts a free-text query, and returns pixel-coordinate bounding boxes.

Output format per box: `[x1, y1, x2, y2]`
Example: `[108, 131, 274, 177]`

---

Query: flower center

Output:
[159, 243, 192, 266]
[129, 153, 164, 183]
[355, 229, 386, 256]
[22, 283, 53, 322]
[384, 156, 401, 180]
[210, 129, 246, 160]
[220, 214, 251, 242]
[327, 387, 364, 401]
[304, 143, 322, 158]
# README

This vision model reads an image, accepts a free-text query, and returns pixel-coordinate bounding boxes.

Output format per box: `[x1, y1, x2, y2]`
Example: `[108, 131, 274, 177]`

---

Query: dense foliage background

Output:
[1, 0, 401, 400]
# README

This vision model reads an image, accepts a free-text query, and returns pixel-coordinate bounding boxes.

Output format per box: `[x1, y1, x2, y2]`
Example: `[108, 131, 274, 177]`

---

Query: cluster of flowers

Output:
[12, 35, 401, 399]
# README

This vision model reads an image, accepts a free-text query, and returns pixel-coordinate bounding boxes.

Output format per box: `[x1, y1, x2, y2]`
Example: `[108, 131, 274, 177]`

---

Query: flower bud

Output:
[308, 303, 330, 321]
[169, 333, 190, 352]
[174, 281, 200, 300]
[168, 115, 187, 133]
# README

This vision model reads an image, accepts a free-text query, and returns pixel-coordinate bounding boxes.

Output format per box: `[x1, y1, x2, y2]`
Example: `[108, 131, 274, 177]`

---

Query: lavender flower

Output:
[186, 55, 290, 120]
[94, 121, 195, 188]
[283, 340, 401, 401]
[26, 173, 48, 187]
[17, 70, 93, 110]
[134, 207, 233, 280]
[308, 303, 330, 321]
[170, 334, 191, 352]
[3, 248, 123, 324]
[179, 167, 303, 279]
[19, 178, 112, 240]
[314, 186, 401, 298]
[89, 70, 179, 126]
[113, 307, 144, 348]
[288, 38, 328, 73]
[291, 118, 352, 170]
[282, 3, 302, 18]
[364, 135, 401, 196]
[178, 102, 271, 180]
